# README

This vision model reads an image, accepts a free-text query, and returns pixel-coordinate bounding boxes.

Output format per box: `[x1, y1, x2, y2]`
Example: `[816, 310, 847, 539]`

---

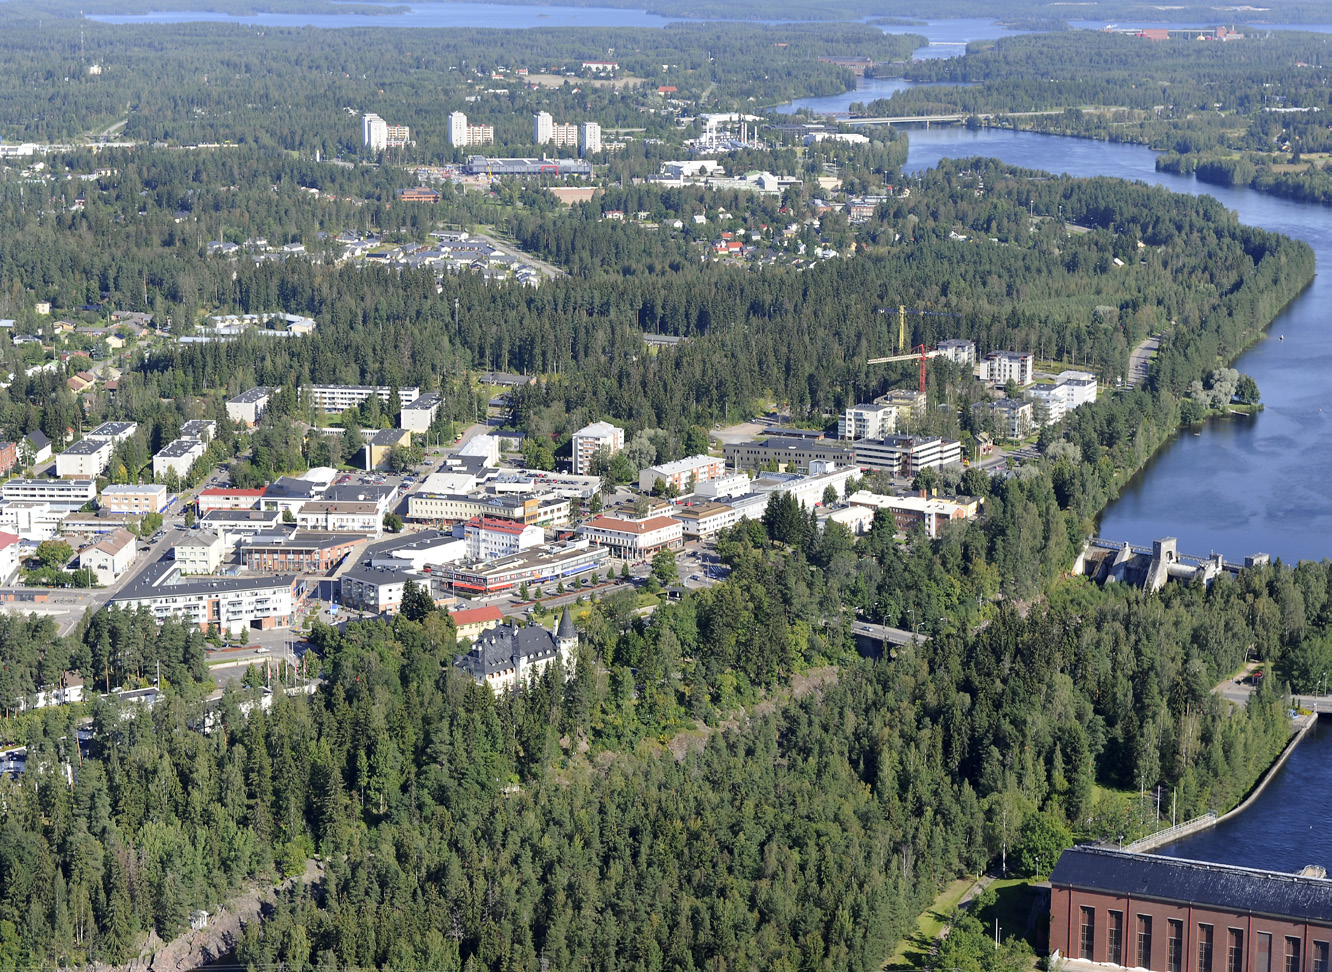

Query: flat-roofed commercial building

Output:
[200, 508, 286, 548]
[638, 455, 726, 493]
[724, 436, 855, 473]
[99, 483, 170, 514]
[241, 532, 364, 573]
[107, 562, 302, 635]
[197, 487, 264, 513]
[577, 514, 683, 559]
[152, 437, 206, 479]
[465, 156, 592, 178]
[226, 386, 275, 426]
[571, 421, 624, 476]
[437, 538, 609, 597]
[308, 384, 420, 414]
[56, 439, 113, 478]
[1050, 844, 1332, 972]
[407, 489, 569, 528]
[365, 530, 467, 571]
[2, 478, 97, 510]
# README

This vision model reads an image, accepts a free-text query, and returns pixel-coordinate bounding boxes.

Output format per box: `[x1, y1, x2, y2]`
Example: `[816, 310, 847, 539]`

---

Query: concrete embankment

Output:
[1126, 713, 1317, 853]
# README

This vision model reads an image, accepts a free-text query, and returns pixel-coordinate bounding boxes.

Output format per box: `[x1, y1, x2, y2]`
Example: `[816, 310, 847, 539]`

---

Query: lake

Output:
[1153, 718, 1332, 872]
[89, 1, 685, 29]
[905, 127, 1332, 564]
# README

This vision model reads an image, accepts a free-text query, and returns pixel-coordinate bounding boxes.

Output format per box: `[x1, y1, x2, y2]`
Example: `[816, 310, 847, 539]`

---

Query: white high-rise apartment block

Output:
[364, 113, 388, 151]
[449, 111, 493, 147]
[551, 123, 578, 147]
[571, 421, 624, 475]
[534, 111, 554, 145]
[449, 111, 469, 147]
[579, 122, 602, 158]
[363, 113, 409, 151]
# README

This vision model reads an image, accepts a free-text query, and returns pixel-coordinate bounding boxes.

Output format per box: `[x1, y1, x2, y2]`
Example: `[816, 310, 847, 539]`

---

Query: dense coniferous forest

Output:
[0, 11, 919, 148]
[0, 10, 1325, 969]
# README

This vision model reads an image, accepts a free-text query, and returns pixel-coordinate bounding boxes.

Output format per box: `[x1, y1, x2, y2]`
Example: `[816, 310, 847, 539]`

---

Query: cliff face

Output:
[95, 860, 323, 972]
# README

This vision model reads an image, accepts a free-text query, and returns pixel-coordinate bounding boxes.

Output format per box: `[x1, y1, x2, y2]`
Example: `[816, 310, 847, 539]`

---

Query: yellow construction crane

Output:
[879, 305, 962, 354]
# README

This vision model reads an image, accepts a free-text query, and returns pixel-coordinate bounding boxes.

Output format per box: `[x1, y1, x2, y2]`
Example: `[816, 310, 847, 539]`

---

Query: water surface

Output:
[905, 128, 1332, 564]
[1153, 718, 1332, 871]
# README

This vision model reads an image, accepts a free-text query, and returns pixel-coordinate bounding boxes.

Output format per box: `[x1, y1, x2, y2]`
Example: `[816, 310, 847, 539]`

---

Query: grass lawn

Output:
[884, 876, 976, 968]
[973, 878, 1038, 946]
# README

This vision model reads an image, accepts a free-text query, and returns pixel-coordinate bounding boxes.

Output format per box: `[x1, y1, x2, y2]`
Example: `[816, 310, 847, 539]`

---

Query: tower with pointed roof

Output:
[556, 605, 578, 670]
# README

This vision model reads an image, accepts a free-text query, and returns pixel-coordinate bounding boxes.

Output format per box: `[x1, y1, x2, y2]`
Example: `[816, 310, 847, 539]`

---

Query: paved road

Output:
[1127, 334, 1161, 388]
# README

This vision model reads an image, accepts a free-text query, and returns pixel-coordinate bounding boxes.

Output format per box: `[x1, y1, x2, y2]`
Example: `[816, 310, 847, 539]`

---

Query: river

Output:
[1152, 718, 1332, 871]
[901, 128, 1332, 565]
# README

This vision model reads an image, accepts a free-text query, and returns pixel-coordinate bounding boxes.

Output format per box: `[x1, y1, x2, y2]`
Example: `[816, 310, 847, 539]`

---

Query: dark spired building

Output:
[1050, 845, 1332, 972]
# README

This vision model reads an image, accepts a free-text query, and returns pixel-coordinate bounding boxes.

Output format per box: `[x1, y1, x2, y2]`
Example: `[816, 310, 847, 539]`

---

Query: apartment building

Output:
[363, 113, 409, 151]
[407, 489, 569, 528]
[86, 422, 138, 445]
[448, 111, 494, 147]
[173, 531, 225, 573]
[226, 387, 274, 426]
[987, 397, 1035, 440]
[534, 111, 578, 147]
[56, 439, 113, 478]
[179, 419, 216, 442]
[977, 350, 1034, 387]
[839, 403, 896, 441]
[463, 515, 544, 560]
[197, 487, 264, 513]
[580, 121, 601, 157]
[1027, 370, 1098, 426]
[152, 437, 206, 479]
[340, 564, 418, 615]
[108, 562, 302, 635]
[935, 339, 977, 366]
[2, 478, 97, 510]
[100, 483, 169, 514]
[307, 384, 420, 414]
[638, 455, 726, 493]
[571, 421, 624, 475]
[673, 501, 743, 539]
[399, 391, 441, 433]
[79, 529, 137, 585]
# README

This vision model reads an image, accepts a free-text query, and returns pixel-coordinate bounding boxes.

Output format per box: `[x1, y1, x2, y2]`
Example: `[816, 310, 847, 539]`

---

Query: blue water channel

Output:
[1151, 718, 1332, 870]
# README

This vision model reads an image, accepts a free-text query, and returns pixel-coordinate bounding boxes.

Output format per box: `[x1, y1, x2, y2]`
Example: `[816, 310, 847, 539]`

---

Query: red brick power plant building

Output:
[1050, 846, 1332, 972]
